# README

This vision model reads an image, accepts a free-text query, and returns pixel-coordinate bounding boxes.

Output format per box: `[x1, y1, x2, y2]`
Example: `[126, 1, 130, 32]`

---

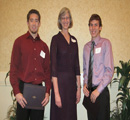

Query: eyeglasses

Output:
[61, 17, 70, 20]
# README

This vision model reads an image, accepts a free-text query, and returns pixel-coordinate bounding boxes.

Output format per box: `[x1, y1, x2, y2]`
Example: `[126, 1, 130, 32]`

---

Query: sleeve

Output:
[97, 40, 114, 93]
[75, 41, 80, 75]
[44, 45, 51, 94]
[10, 39, 21, 96]
[50, 37, 58, 77]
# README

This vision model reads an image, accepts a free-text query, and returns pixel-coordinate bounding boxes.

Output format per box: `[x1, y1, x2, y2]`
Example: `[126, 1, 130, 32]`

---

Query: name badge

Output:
[71, 38, 76, 43]
[95, 47, 101, 54]
[40, 50, 45, 58]
[42, 82, 45, 86]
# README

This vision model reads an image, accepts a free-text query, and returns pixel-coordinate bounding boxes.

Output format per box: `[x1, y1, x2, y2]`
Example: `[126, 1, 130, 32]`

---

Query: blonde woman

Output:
[50, 7, 81, 120]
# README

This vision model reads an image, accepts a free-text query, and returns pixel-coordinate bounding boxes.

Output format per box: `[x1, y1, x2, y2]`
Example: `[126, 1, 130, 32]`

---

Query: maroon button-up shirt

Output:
[10, 31, 51, 96]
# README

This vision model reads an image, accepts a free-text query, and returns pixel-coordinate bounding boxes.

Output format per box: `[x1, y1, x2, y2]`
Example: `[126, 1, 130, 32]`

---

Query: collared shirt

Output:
[83, 35, 114, 93]
[10, 31, 51, 96]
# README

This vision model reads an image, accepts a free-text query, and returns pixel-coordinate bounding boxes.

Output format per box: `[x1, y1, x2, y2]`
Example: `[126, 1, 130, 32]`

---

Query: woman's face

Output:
[60, 12, 70, 30]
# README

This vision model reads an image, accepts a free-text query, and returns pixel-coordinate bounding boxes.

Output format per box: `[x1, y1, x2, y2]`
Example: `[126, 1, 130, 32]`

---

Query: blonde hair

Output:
[57, 7, 73, 30]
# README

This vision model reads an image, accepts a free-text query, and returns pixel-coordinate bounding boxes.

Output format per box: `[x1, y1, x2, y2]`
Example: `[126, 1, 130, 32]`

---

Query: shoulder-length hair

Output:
[57, 7, 73, 30]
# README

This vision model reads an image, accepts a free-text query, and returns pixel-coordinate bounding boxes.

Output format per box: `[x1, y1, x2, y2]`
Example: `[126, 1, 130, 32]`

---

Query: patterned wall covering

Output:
[0, 0, 130, 71]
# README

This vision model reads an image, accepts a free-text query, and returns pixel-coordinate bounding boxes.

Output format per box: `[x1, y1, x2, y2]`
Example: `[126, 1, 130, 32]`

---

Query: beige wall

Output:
[0, 0, 130, 72]
[0, 0, 130, 119]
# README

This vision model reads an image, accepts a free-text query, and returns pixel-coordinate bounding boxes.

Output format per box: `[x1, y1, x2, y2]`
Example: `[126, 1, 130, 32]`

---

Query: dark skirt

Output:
[50, 71, 77, 120]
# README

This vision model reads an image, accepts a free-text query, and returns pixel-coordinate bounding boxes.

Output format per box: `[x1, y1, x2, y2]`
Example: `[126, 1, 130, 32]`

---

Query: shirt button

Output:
[34, 48, 36, 50]
[34, 58, 36, 60]
[35, 78, 37, 80]
[35, 68, 37, 70]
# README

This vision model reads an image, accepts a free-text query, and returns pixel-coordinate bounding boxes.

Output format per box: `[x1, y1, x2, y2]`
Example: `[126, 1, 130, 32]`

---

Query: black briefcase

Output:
[23, 83, 46, 110]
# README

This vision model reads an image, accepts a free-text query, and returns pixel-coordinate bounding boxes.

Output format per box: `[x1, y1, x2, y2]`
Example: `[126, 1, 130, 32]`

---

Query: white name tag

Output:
[95, 48, 101, 54]
[40, 50, 45, 58]
[42, 82, 45, 86]
[71, 38, 76, 43]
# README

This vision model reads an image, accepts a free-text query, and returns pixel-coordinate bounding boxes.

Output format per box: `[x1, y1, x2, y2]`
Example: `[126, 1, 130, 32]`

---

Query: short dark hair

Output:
[27, 9, 41, 22]
[88, 14, 102, 27]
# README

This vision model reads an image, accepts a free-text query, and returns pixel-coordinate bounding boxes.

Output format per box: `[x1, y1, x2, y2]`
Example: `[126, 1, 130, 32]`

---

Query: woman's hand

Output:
[55, 93, 62, 108]
[76, 87, 81, 104]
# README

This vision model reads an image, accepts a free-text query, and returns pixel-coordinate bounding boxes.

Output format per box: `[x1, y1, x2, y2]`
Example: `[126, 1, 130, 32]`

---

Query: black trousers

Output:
[83, 87, 110, 120]
[16, 81, 44, 120]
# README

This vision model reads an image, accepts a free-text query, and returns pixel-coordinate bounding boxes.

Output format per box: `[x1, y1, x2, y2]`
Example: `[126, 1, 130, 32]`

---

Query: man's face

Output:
[27, 13, 40, 34]
[89, 20, 102, 39]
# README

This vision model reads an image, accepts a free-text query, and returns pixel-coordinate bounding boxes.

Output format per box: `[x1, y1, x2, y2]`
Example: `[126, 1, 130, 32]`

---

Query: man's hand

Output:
[76, 87, 81, 104]
[83, 84, 90, 97]
[42, 93, 49, 106]
[16, 93, 27, 108]
[55, 93, 62, 108]
[90, 89, 100, 103]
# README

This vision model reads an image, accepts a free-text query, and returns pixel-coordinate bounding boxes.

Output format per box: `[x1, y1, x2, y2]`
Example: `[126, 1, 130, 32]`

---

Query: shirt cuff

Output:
[97, 84, 105, 93]
[46, 87, 51, 95]
[13, 88, 20, 96]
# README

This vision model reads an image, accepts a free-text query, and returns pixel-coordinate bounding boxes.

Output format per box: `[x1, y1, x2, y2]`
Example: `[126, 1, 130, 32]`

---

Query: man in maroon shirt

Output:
[10, 9, 51, 120]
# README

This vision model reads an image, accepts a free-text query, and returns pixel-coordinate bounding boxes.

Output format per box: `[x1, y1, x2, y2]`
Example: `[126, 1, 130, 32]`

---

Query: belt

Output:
[88, 86, 98, 92]
[19, 80, 42, 86]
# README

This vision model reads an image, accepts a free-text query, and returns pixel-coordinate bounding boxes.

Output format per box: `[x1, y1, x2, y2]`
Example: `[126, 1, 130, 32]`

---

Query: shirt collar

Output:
[59, 31, 72, 38]
[26, 31, 40, 41]
[91, 35, 101, 46]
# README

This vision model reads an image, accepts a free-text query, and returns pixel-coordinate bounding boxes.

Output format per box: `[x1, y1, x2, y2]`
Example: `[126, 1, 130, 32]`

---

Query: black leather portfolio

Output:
[23, 83, 46, 110]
